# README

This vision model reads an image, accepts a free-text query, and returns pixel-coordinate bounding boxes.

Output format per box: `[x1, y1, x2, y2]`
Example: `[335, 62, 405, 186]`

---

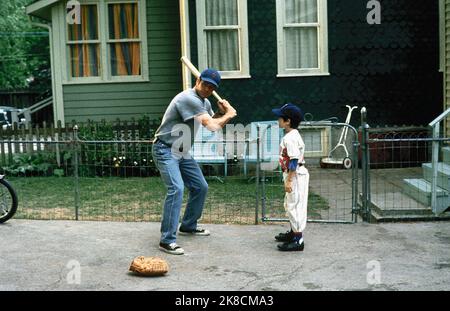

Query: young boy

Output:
[272, 103, 309, 252]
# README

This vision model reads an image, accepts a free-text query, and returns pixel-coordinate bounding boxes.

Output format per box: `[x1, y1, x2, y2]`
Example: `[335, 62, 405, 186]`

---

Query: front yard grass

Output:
[8, 176, 329, 224]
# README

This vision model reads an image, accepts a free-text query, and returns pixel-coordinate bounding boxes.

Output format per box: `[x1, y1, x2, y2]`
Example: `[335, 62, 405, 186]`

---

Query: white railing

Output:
[429, 107, 450, 214]
[10, 96, 53, 125]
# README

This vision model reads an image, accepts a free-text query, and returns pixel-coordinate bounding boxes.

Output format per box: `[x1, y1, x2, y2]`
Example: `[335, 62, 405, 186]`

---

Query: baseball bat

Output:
[181, 56, 223, 102]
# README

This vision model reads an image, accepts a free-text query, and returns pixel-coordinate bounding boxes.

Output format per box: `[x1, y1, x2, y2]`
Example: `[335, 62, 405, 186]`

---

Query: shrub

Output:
[75, 116, 161, 177]
[2, 151, 72, 177]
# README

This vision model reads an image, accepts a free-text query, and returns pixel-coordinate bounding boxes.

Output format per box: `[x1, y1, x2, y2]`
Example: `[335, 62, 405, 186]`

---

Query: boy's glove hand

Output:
[284, 181, 293, 193]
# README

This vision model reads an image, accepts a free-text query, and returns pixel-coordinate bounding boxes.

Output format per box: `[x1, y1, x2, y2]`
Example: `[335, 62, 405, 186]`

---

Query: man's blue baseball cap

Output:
[200, 68, 221, 89]
[272, 103, 304, 121]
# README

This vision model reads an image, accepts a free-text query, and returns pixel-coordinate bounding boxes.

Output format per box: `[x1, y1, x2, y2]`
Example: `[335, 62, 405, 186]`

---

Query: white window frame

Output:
[276, 0, 329, 77]
[196, 0, 251, 79]
[299, 125, 330, 157]
[59, 0, 149, 84]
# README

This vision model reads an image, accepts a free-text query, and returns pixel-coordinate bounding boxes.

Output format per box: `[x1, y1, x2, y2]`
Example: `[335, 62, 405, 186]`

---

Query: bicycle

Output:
[0, 175, 18, 223]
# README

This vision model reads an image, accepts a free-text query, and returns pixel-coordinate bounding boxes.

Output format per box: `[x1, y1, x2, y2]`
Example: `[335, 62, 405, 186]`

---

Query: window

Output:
[107, 2, 141, 76]
[63, 0, 148, 84]
[196, 0, 250, 79]
[67, 4, 101, 78]
[299, 126, 330, 157]
[276, 0, 329, 77]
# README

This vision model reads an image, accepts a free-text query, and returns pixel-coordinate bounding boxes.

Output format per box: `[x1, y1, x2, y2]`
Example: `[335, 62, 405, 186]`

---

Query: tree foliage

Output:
[0, 0, 50, 91]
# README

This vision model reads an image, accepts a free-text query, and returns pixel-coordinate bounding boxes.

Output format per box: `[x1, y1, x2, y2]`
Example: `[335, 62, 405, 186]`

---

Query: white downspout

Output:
[179, 0, 191, 90]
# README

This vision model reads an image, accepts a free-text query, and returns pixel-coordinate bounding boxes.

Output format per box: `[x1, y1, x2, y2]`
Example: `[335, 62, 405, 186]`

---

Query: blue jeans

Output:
[152, 141, 208, 244]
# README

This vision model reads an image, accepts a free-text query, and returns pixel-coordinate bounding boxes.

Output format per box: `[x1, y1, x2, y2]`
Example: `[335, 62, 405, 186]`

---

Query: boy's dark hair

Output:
[281, 115, 301, 129]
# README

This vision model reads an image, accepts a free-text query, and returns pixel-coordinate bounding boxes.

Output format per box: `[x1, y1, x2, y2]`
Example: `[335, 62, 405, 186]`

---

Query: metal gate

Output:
[255, 121, 360, 224]
[359, 108, 450, 222]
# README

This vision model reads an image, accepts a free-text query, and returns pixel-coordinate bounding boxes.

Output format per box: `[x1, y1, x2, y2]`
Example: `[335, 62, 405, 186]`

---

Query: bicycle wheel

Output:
[0, 178, 18, 223]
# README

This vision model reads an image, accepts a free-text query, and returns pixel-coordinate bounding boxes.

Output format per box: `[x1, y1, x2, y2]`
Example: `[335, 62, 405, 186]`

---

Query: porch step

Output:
[369, 192, 433, 216]
[402, 178, 450, 213]
[442, 147, 450, 163]
[369, 208, 450, 223]
[364, 191, 450, 222]
[422, 162, 450, 191]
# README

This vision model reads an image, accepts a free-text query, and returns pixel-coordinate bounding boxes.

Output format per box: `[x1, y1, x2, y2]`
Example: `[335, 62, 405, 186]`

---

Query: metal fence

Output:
[359, 109, 450, 222]
[5, 111, 450, 225]
[0, 126, 261, 224]
[0, 120, 363, 225]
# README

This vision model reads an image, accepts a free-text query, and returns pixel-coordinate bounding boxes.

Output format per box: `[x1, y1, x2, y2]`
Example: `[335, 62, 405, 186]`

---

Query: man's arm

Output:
[212, 111, 225, 119]
[197, 112, 234, 132]
[196, 99, 237, 131]
[212, 99, 230, 118]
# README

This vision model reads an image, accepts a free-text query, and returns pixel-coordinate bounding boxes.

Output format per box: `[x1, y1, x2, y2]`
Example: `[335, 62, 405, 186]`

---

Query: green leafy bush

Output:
[1, 117, 161, 178]
[2, 151, 72, 176]
[75, 116, 161, 177]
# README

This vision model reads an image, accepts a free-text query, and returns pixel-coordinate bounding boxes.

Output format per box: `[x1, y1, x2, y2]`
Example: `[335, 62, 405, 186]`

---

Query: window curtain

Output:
[68, 5, 100, 77]
[205, 0, 239, 71]
[285, 0, 318, 69]
[109, 3, 141, 76]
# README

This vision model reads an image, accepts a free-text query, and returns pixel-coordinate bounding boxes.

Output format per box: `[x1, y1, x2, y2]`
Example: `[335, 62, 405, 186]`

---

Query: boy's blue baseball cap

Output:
[200, 68, 221, 89]
[272, 103, 304, 121]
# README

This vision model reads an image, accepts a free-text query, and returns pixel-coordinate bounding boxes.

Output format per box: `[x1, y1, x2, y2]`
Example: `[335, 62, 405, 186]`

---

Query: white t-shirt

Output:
[279, 129, 305, 172]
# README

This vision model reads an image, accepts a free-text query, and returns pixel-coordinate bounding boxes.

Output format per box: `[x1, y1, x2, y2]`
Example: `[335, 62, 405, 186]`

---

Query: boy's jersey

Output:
[279, 129, 305, 172]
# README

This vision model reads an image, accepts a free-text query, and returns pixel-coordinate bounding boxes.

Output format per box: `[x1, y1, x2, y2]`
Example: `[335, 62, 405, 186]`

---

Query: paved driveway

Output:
[0, 220, 449, 291]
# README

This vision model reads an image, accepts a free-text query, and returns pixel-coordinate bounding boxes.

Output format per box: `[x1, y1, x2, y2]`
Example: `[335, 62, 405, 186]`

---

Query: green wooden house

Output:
[26, 0, 183, 124]
[26, 0, 443, 126]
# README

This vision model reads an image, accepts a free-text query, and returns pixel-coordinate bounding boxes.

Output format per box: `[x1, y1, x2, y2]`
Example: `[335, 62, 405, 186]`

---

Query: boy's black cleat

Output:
[275, 230, 294, 242]
[277, 241, 305, 252]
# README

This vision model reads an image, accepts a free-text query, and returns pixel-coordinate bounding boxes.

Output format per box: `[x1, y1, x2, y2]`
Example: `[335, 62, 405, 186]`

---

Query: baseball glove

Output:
[129, 256, 169, 276]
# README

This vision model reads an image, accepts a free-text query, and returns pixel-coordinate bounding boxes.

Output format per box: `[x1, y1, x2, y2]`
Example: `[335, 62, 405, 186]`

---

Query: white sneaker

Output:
[179, 227, 210, 236]
[159, 242, 184, 255]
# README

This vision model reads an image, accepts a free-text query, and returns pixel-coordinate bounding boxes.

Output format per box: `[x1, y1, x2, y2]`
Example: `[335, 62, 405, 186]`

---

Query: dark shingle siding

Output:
[190, 0, 442, 126]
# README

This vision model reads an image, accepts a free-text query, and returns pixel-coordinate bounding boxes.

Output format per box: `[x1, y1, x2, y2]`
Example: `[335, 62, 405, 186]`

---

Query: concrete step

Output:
[359, 191, 450, 223]
[371, 205, 435, 217]
[403, 178, 450, 213]
[370, 191, 430, 214]
[403, 178, 448, 202]
[422, 162, 450, 191]
[443, 147, 450, 163]
[369, 208, 450, 223]
[369, 192, 432, 216]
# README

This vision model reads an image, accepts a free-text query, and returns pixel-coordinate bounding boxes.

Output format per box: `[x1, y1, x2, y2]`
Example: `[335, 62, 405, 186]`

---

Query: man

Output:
[152, 68, 237, 255]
